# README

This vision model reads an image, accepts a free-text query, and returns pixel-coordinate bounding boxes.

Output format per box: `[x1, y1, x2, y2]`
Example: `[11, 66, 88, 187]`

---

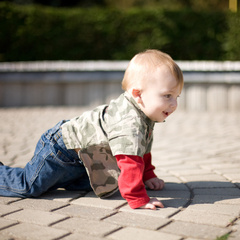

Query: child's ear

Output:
[131, 88, 143, 104]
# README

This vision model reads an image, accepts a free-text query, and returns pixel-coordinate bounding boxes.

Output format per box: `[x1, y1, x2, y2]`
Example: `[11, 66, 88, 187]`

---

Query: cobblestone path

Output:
[0, 108, 240, 240]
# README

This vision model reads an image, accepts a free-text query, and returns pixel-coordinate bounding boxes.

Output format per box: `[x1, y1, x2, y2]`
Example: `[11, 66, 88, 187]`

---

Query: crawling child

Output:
[0, 49, 184, 210]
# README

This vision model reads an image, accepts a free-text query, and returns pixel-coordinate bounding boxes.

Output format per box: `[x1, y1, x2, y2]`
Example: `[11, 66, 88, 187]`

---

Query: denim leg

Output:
[0, 120, 91, 198]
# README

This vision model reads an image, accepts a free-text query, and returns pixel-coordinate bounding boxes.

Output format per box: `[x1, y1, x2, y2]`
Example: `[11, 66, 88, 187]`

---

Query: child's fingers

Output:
[146, 181, 154, 189]
[158, 179, 165, 190]
[153, 200, 164, 208]
[151, 198, 164, 208]
[140, 203, 157, 210]
[153, 181, 161, 190]
[149, 204, 157, 210]
[139, 198, 164, 210]
[145, 178, 165, 190]
[151, 180, 163, 190]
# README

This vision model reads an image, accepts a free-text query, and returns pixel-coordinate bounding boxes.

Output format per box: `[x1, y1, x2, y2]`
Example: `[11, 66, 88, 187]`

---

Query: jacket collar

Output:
[124, 91, 155, 128]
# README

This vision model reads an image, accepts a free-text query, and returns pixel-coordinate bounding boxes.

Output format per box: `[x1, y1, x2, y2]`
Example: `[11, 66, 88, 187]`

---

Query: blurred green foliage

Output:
[0, 2, 239, 61]
[224, 11, 240, 60]
[3, 0, 229, 10]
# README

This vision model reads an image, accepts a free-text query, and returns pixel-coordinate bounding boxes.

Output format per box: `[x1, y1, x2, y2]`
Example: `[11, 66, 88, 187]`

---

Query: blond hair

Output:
[122, 49, 184, 91]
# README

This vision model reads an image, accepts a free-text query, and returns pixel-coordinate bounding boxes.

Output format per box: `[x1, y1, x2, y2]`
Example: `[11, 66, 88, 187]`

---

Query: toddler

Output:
[0, 49, 183, 210]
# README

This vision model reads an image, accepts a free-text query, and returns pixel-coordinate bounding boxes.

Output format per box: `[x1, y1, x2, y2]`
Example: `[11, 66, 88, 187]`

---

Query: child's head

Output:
[122, 49, 184, 122]
[122, 49, 183, 91]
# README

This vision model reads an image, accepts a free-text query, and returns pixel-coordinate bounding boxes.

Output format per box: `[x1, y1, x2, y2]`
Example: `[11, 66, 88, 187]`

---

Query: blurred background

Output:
[0, 0, 239, 61]
[0, 0, 239, 110]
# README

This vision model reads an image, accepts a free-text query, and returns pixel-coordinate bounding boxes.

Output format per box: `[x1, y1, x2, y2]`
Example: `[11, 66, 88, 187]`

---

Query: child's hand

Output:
[139, 197, 164, 210]
[145, 177, 165, 190]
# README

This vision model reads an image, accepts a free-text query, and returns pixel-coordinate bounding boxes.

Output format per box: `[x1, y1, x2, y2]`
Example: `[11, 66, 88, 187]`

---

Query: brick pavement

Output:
[0, 107, 240, 240]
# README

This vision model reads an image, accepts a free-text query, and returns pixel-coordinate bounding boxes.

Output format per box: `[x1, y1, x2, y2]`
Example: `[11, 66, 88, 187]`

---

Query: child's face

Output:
[136, 65, 181, 122]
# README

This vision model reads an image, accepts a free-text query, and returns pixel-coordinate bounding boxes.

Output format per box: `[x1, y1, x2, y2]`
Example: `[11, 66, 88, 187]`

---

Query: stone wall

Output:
[0, 61, 240, 111]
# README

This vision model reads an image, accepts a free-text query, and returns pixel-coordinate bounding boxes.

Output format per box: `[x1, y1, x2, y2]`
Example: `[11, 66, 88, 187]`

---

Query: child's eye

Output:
[165, 94, 171, 98]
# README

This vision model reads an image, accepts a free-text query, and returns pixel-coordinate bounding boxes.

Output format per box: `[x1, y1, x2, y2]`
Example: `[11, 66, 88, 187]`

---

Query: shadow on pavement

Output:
[147, 181, 240, 208]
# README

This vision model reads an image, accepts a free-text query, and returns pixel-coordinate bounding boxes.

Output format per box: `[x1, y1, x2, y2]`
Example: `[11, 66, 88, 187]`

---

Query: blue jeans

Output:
[0, 120, 92, 197]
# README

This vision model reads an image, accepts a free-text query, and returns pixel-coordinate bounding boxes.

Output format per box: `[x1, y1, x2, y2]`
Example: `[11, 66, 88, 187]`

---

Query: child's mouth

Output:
[163, 111, 169, 117]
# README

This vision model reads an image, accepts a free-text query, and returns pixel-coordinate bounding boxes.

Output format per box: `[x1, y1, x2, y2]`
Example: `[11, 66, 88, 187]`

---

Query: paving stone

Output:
[187, 203, 240, 216]
[40, 188, 85, 202]
[153, 169, 173, 177]
[187, 181, 236, 189]
[184, 238, 202, 240]
[147, 189, 190, 199]
[103, 211, 170, 230]
[169, 169, 212, 176]
[62, 232, 104, 240]
[10, 152, 35, 168]
[52, 217, 120, 237]
[156, 164, 199, 171]
[4, 209, 68, 226]
[146, 193, 190, 209]
[161, 221, 230, 239]
[202, 163, 240, 171]
[192, 195, 240, 205]
[71, 191, 127, 210]
[0, 218, 18, 230]
[161, 176, 183, 183]
[0, 204, 22, 217]
[153, 160, 184, 169]
[215, 168, 240, 174]
[234, 182, 240, 188]
[0, 232, 19, 240]
[193, 188, 240, 196]
[119, 205, 180, 219]
[164, 182, 189, 191]
[229, 232, 240, 240]
[0, 197, 22, 205]
[0, 155, 15, 166]
[107, 227, 182, 240]
[193, 157, 225, 165]
[146, 189, 190, 208]
[55, 204, 117, 220]
[233, 218, 240, 229]
[224, 173, 240, 181]
[9, 198, 69, 212]
[180, 174, 227, 182]
[0, 222, 69, 240]
[172, 209, 234, 227]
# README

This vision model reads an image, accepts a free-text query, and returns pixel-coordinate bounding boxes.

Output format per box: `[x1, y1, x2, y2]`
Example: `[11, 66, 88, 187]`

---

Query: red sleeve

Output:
[143, 152, 157, 182]
[115, 154, 150, 209]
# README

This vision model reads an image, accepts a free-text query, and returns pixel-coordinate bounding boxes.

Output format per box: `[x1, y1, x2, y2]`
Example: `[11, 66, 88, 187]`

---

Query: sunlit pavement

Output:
[0, 107, 240, 240]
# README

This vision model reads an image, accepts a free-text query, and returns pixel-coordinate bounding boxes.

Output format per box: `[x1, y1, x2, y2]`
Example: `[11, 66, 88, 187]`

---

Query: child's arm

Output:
[115, 154, 164, 210]
[142, 152, 157, 182]
[143, 152, 165, 190]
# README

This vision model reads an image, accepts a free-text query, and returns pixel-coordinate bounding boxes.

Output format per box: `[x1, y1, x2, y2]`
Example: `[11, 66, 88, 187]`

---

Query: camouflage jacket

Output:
[61, 92, 155, 198]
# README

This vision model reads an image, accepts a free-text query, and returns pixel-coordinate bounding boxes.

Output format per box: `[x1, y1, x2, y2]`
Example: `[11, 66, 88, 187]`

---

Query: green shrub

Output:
[159, 10, 228, 60]
[224, 11, 240, 60]
[0, 2, 239, 61]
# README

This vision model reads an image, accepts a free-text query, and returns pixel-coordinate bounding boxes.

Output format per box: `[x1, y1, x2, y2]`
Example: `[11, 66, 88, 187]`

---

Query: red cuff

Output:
[128, 196, 150, 209]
